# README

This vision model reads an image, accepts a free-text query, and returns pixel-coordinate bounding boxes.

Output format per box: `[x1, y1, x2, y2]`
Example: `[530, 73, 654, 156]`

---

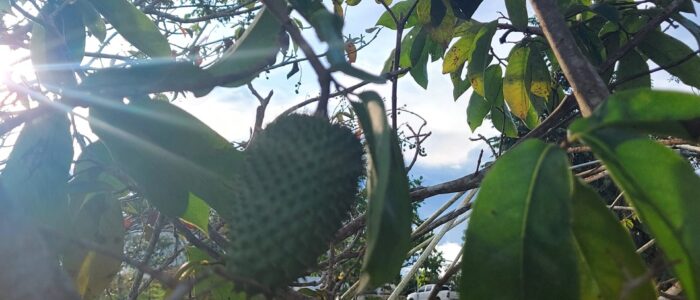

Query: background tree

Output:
[1, 0, 700, 299]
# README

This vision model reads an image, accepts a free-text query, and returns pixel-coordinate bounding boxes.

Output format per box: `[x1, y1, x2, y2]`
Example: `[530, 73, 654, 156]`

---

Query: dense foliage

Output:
[1, 0, 700, 299]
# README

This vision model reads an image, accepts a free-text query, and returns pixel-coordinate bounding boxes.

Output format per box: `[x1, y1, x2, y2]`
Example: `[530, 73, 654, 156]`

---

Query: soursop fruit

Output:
[226, 114, 363, 290]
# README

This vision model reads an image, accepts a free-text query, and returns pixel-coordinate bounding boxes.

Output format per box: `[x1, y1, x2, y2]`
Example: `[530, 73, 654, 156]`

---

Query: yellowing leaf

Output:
[346, 42, 358, 63]
[470, 74, 484, 96]
[333, 0, 344, 17]
[529, 48, 551, 98]
[530, 81, 550, 99]
[181, 193, 211, 235]
[503, 44, 531, 120]
[428, 2, 456, 46]
[441, 22, 481, 73]
[63, 193, 125, 299]
[76, 251, 97, 297]
[466, 21, 497, 97]
[416, 0, 431, 24]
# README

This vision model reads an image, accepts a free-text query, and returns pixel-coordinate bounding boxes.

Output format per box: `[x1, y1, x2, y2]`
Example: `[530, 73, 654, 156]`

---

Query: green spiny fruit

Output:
[226, 114, 364, 290]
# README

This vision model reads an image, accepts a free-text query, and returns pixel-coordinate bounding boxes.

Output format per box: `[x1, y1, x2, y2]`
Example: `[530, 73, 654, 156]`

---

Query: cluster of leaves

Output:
[371, 0, 700, 299]
[1, 0, 414, 298]
[2, 0, 700, 299]
[463, 90, 700, 299]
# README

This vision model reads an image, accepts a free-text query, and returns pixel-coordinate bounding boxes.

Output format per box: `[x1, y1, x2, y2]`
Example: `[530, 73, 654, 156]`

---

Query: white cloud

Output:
[436, 242, 463, 276]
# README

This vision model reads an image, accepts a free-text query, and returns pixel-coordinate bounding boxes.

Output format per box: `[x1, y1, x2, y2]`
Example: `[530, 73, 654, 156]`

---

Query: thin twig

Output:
[611, 49, 700, 89]
[128, 215, 165, 300]
[598, 0, 687, 74]
[276, 68, 409, 119]
[247, 83, 273, 146]
[173, 220, 222, 260]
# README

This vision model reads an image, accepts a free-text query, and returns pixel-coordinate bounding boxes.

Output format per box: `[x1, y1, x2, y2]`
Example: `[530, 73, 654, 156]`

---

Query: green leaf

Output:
[73, 141, 127, 192]
[30, 3, 85, 88]
[572, 23, 605, 65]
[569, 90, 700, 140]
[449, 0, 483, 20]
[205, 7, 283, 88]
[427, 37, 447, 61]
[89, 96, 244, 217]
[416, 0, 431, 25]
[505, 0, 528, 30]
[491, 104, 518, 137]
[442, 21, 481, 74]
[503, 43, 532, 120]
[590, 3, 620, 22]
[638, 30, 700, 90]
[427, 1, 456, 47]
[572, 129, 700, 300]
[572, 180, 657, 300]
[524, 103, 540, 129]
[0, 111, 73, 227]
[398, 26, 424, 69]
[288, 0, 385, 83]
[409, 26, 428, 67]
[63, 193, 125, 299]
[57, 4, 87, 63]
[352, 92, 411, 290]
[88, 0, 171, 57]
[429, 0, 446, 27]
[462, 140, 577, 299]
[382, 49, 398, 74]
[79, 61, 215, 97]
[659, 0, 695, 13]
[376, 0, 418, 29]
[0, 203, 81, 299]
[615, 50, 650, 91]
[76, 0, 106, 43]
[483, 64, 503, 105]
[529, 45, 552, 99]
[185, 247, 247, 299]
[467, 91, 490, 131]
[180, 193, 211, 235]
[410, 37, 430, 88]
[467, 21, 497, 96]
[672, 13, 700, 48]
[450, 63, 471, 100]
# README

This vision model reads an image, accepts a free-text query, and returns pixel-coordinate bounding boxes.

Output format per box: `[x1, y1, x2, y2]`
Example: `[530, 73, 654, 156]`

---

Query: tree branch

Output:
[529, 0, 609, 116]
[128, 215, 165, 300]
